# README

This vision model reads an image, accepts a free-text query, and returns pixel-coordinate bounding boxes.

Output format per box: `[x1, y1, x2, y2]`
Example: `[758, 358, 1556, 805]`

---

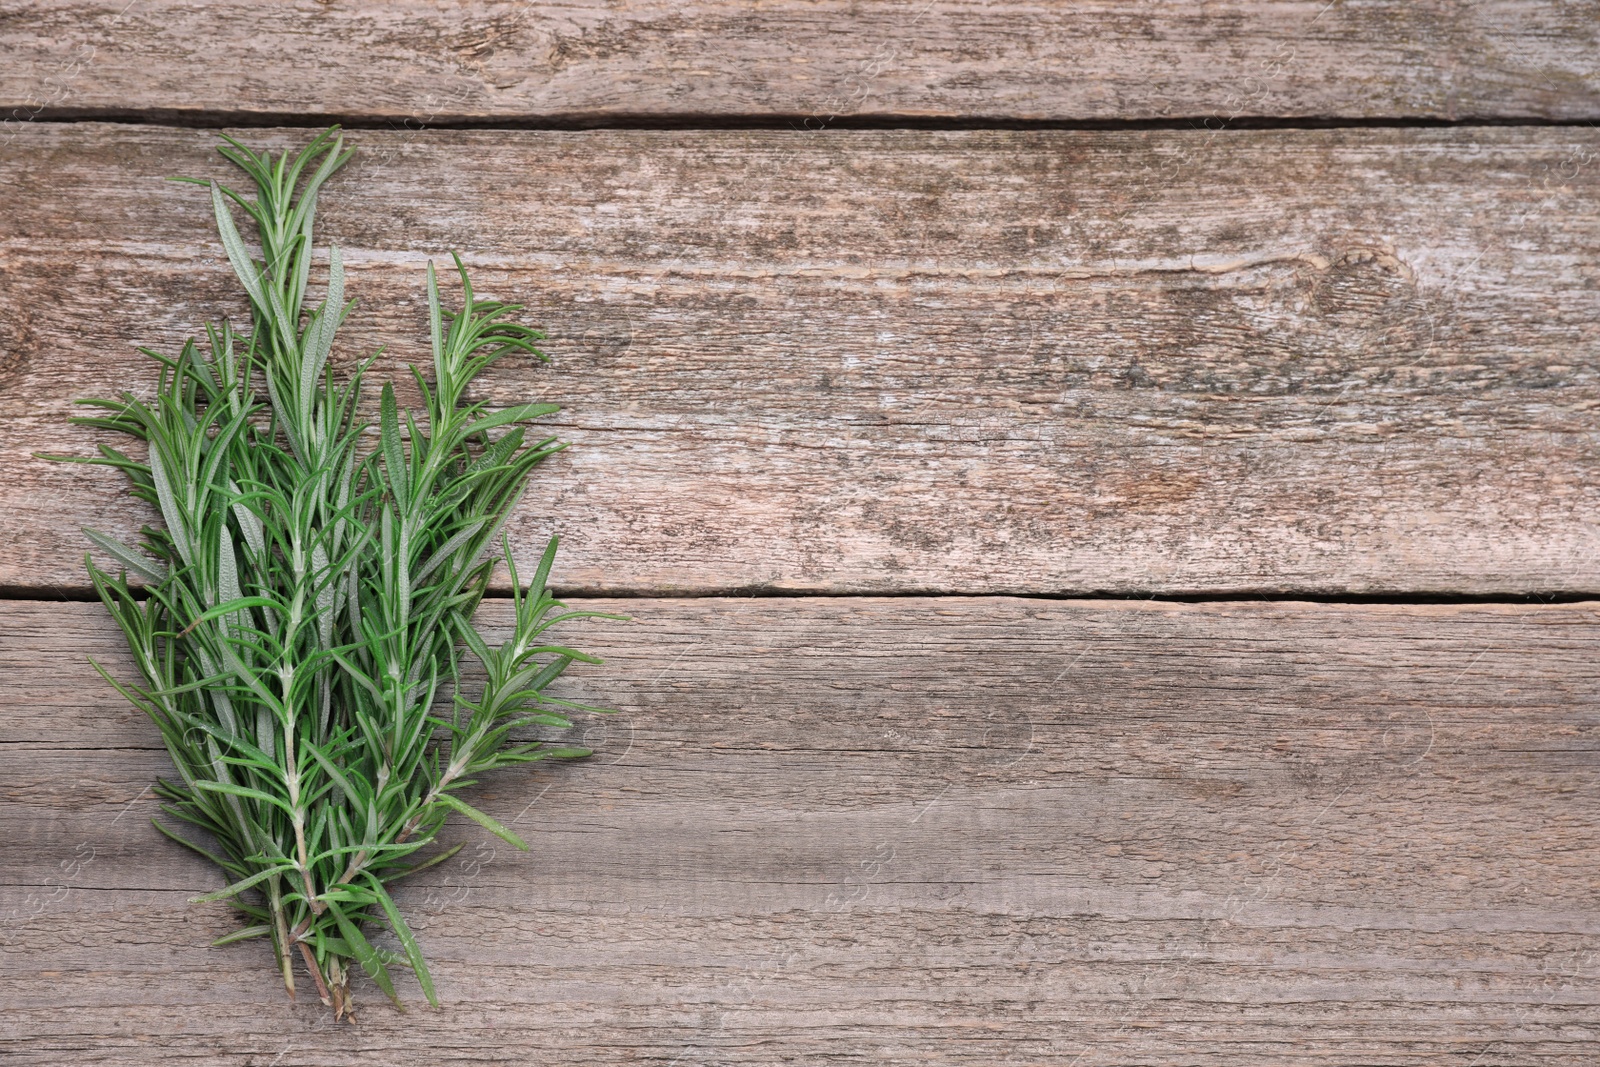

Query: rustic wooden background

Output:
[3, 2, 1599, 1063]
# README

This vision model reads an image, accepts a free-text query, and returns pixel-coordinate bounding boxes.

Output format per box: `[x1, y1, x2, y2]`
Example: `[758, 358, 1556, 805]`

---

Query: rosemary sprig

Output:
[43, 128, 620, 1019]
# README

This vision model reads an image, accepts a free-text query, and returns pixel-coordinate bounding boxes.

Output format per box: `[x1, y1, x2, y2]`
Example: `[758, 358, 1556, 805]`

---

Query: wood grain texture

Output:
[3, 1, 1599, 123]
[2, 596, 1598, 1063]
[4, 123, 1600, 596]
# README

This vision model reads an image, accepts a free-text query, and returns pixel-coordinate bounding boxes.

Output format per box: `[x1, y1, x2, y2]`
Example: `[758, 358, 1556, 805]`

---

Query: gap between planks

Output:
[14, 109, 1600, 132]
[3, 586, 1600, 607]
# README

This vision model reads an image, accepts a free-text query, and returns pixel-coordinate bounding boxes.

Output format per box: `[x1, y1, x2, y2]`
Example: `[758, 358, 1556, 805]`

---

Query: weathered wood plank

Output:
[3, 124, 1600, 596]
[3, 1, 1598, 124]
[3, 597, 1598, 1062]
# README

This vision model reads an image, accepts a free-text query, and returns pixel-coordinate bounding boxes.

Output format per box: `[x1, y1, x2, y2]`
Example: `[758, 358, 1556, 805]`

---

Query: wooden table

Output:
[3, 3, 1598, 1063]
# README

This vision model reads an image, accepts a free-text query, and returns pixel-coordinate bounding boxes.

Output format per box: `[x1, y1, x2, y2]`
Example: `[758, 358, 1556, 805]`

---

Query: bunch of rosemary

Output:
[47, 129, 616, 1018]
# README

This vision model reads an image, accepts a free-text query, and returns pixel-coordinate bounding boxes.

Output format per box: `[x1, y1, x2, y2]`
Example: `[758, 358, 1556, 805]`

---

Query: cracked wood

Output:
[3, 596, 1598, 1062]
[2, 1, 1599, 123]
[3, 124, 1600, 595]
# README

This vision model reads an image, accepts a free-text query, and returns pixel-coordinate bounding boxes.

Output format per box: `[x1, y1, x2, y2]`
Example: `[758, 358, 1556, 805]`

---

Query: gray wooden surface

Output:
[5, 124, 1600, 597]
[4, 597, 1599, 1063]
[3, 0, 1598, 123]
[3, 2, 1599, 1061]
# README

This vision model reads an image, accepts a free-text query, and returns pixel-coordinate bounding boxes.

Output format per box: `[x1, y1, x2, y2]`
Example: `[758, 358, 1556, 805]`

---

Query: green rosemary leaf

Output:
[209, 180, 268, 313]
[150, 818, 236, 870]
[389, 842, 464, 880]
[299, 244, 345, 429]
[82, 526, 168, 584]
[211, 924, 274, 947]
[182, 596, 285, 634]
[364, 873, 438, 1007]
[144, 445, 193, 568]
[379, 383, 408, 512]
[190, 863, 299, 904]
[433, 793, 530, 850]
[193, 780, 296, 816]
[327, 899, 402, 1010]
[462, 402, 561, 438]
[517, 713, 574, 728]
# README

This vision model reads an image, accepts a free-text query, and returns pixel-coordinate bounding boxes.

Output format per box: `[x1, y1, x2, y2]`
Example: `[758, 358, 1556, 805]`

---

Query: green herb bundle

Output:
[46, 129, 617, 1018]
